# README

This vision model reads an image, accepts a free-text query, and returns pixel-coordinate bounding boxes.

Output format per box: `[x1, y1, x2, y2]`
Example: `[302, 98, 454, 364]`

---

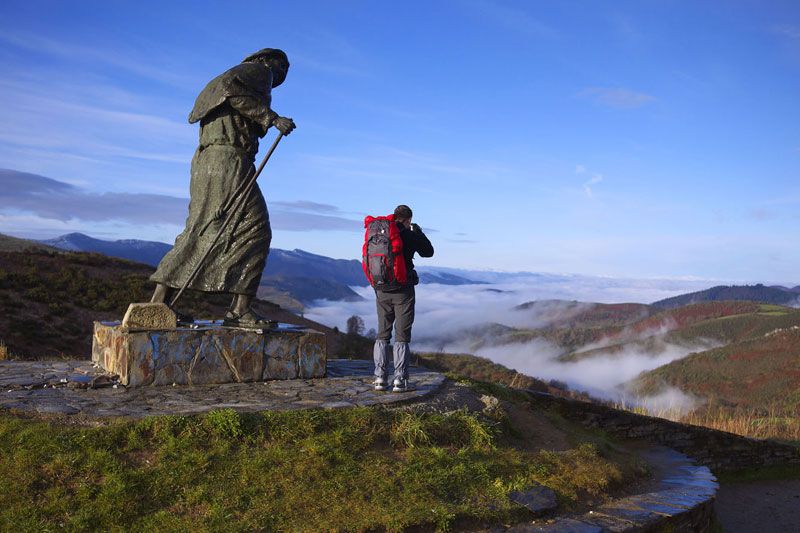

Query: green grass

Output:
[0, 407, 626, 532]
[417, 352, 551, 394]
[756, 304, 792, 315]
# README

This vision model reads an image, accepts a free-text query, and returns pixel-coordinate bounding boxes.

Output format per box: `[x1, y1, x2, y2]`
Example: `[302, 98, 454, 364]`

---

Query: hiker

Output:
[363, 205, 434, 392]
[149, 48, 295, 327]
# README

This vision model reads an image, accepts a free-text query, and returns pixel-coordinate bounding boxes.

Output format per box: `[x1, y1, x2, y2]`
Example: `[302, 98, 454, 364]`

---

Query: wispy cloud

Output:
[303, 146, 510, 191]
[579, 87, 655, 108]
[0, 67, 194, 187]
[270, 210, 360, 232]
[288, 27, 372, 78]
[771, 24, 800, 40]
[271, 200, 342, 214]
[575, 164, 603, 197]
[0, 29, 191, 87]
[461, 0, 557, 38]
[269, 198, 361, 231]
[749, 207, 777, 221]
[0, 168, 361, 232]
[0, 168, 187, 224]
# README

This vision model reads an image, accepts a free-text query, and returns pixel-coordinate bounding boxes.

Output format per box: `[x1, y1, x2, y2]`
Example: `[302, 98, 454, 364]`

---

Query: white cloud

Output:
[583, 174, 603, 197]
[305, 279, 717, 414]
[772, 24, 800, 40]
[460, 0, 558, 39]
[0, 29, 191, 87]
[0, 169, 363, 234]
[579, 87, 655, 108]
[574, 164, 603, 197]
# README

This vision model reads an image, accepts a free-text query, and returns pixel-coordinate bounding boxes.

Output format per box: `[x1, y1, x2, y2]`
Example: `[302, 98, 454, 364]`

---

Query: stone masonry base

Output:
[92, 321, 326, 387]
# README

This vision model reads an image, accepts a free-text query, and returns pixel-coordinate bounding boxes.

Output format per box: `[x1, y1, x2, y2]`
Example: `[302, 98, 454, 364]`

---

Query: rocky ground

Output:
[0, 359, 444, 419]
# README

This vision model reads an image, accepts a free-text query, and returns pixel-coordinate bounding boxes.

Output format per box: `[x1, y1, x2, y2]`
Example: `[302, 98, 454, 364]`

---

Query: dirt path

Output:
[716, 479, 800, 532]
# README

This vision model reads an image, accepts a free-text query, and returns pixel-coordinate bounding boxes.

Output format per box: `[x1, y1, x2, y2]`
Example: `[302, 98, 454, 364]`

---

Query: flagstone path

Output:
[0, 359, 444, 419]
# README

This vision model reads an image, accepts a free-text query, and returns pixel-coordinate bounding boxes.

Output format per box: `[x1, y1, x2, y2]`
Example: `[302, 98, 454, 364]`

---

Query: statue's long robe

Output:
[150, 62, 277, 295]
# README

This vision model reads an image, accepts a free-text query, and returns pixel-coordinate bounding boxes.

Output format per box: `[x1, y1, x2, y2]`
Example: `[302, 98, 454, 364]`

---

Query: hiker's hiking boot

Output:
[392, 378, 415, 393]
[373, 377, 389, 391]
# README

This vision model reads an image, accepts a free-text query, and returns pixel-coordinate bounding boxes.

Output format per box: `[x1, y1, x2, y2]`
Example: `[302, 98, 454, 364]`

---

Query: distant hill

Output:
[40, 233, 365, 284]
[41, 232, 172, 267]
[266, 248, 366, 286]
[631, 312, 800, 412]
[261, 275, 364, 303]
[428, 298, 800, 415]
[0, 248, 343, 359]
[651, 284, 799, 309]
[36, 233, 363, 305]
[558, 301, 770, 362]
[34, 233, 485, 302]
[514, 300, 652, 329]
[0, 233, 61, 253]
[417, 270, 486, 285]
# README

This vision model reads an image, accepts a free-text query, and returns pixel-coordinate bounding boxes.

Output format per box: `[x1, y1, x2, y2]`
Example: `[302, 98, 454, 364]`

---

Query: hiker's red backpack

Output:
[362, 214, 408, 290]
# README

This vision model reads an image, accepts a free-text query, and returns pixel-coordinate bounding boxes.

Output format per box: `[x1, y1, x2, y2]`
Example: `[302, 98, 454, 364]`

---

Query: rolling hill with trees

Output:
[652, 284, 799, 309]
[431, 297, 800, 420]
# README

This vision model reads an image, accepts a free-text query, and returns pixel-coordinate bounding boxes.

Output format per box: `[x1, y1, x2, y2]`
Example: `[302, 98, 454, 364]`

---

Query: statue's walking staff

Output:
[169, 132, 284, 309]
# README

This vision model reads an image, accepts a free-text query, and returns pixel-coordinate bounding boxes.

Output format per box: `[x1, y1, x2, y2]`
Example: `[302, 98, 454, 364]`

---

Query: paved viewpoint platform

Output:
[0, 359, 445, 419]
[93, 320, 326, 386]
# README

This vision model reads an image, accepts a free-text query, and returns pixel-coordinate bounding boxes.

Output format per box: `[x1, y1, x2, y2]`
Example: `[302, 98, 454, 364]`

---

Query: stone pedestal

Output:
[92, 321, 326, 387]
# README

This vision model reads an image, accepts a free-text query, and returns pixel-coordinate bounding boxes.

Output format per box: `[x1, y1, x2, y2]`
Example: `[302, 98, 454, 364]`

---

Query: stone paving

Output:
[0, 359, 445, 419]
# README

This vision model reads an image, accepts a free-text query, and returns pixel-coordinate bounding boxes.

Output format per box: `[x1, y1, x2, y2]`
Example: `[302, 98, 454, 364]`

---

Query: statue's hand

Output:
[274, 116, 296, 135]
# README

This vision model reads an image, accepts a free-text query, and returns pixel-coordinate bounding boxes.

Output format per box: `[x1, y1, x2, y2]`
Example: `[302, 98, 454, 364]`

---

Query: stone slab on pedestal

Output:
[122, 302, 177, 330]
[92, 321, 326, 387]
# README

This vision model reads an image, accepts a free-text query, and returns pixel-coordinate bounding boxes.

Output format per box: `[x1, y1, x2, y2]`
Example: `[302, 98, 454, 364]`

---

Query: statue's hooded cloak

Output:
[151, 51, 287, 295]
[188, 62, 273, 125]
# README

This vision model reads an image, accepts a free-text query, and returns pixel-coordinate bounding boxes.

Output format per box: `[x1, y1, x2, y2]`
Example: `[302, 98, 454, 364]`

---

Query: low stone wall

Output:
[525, 390, 800, 472]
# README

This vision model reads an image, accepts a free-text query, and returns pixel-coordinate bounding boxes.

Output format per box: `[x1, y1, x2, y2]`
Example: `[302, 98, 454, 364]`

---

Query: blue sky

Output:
[0, 0, 798, 283]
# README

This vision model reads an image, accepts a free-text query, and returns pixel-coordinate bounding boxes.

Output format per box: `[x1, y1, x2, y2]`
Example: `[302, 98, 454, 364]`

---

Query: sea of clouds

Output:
[305, 274, 722, 414]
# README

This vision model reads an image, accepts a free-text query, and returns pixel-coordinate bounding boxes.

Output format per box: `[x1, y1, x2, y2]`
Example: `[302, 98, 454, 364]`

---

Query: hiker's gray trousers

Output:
[373, 286, 415, 380]
[375, 286, 415, 343]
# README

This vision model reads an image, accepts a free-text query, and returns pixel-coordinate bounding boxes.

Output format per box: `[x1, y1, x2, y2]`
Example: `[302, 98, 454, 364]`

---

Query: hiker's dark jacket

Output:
[396, 222, 434, 287]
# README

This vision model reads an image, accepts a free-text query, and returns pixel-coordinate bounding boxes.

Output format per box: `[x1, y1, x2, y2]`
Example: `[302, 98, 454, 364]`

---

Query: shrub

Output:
[204, 409, 244, 440]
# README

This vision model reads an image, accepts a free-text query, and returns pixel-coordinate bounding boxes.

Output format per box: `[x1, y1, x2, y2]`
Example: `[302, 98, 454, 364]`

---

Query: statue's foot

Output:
[223, 309, 277, 329]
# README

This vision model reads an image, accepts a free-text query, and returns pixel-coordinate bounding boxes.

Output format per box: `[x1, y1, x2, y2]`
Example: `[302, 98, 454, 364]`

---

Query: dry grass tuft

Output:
[681, 405, 800, 443]
[617, 401, 800, 443]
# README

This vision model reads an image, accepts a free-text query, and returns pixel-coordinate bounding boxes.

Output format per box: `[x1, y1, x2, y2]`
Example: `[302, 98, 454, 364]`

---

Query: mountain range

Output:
[651, 284, 800, 309]
[38, 233, 481, 306]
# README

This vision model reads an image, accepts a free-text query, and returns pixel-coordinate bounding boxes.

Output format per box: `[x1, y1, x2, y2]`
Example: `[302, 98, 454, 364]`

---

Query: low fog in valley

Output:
[306, 277, 724, 413]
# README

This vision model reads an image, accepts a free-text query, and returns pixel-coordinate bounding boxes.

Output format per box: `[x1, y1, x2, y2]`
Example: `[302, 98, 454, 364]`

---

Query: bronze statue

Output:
[150, 48, 295, 327]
